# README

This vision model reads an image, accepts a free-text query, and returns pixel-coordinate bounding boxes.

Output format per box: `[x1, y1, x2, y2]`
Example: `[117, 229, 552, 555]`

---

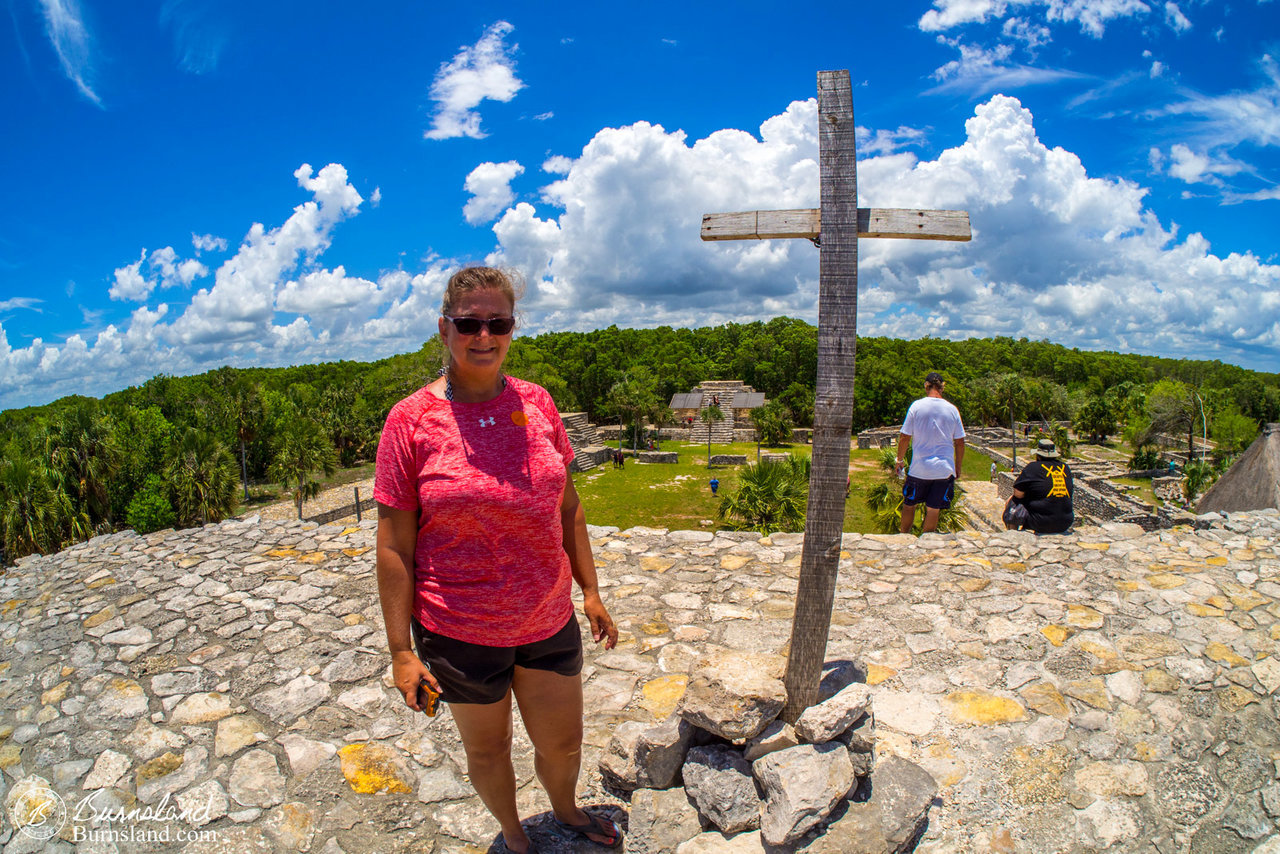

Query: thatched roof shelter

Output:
[1197, 423, 1280, 513]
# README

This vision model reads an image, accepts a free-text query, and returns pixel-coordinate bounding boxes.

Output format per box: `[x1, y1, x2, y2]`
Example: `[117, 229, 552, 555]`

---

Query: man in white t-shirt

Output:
[895, 371, 966, 534]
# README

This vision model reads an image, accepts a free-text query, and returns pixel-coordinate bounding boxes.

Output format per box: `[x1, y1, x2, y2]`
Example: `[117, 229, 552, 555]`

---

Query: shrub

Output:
[1129, 445, 1161, 470]
[125, 475, 176, 534]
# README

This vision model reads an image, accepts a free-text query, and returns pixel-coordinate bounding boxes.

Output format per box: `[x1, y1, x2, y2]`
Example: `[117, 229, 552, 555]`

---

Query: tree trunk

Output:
[240, 439, 250, 502]
[781, 70, 858, 722]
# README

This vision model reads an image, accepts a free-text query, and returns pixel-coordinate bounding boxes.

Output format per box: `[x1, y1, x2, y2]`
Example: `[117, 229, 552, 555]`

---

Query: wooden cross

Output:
[701, 70, 972, 720]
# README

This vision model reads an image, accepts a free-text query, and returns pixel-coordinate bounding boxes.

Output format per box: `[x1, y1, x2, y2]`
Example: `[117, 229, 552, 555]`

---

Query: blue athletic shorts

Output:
[902, 475, 955, 510]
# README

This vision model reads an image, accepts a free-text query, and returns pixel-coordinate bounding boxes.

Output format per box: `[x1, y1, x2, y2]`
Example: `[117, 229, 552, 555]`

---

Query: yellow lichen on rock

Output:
[1063, 678, 1112, 710]
[1146, 573, 1186, 589]
[639, 674, 688, 719]
[865, 664, 897, 686]
[1220, 685, 1259, 713]
[1065, 605, 1104, 629]
[83, 605, 117, 628]
[942, 691, 1028, 725]
[338, 743, 414, 795]
[1019, 682, 1070, 719]
[1205, 642, 1251, 668]
[137, 752, 183, 782]
[641, 556, 677, 573]
[1141, 668, 1180, 693]
[1041, 625, 1073, 647]
[1187, 603, 1226, 617]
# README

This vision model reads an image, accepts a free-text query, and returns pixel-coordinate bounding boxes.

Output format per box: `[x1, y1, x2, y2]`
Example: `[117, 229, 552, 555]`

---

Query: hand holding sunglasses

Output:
[444, 315, 515, 335]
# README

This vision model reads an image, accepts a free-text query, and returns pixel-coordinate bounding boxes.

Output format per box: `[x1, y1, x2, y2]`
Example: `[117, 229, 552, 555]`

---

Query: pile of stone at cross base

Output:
[601, 647, 937, 853]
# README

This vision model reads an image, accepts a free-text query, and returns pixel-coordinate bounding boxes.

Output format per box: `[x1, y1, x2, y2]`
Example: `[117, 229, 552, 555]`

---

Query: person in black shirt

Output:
[1007, 439, 1074, 534]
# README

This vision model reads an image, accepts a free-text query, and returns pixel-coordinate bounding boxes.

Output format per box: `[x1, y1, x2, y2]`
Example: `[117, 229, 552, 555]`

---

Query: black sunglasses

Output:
[443, 315, 515, 335]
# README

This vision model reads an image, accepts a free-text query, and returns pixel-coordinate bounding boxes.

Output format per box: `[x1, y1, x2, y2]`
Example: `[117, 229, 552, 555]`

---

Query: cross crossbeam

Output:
[700, 208, 971, 243]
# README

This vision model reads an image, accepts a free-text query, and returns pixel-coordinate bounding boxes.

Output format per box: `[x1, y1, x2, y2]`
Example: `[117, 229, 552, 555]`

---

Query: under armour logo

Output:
[479, 417, 496, 427]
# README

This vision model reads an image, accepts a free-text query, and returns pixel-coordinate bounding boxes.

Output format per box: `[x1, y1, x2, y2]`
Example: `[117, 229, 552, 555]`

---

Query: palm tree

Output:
[0, 454, 77, 560]
[43, 403, 121, 527]
[716, 456, 809, 534]
[700, 405, 725, 466]
[864, 465, 969, 534]
[268, 419, 338, 520]
[166, 428, 239, 526]
[222, 380, 264, 502]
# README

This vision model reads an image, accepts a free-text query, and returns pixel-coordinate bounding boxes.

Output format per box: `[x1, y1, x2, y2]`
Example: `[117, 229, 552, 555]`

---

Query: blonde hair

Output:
[441, 266, 524, 316]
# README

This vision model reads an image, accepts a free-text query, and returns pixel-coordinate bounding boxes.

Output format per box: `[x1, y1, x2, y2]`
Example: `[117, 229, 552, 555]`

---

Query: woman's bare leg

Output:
[512, 667, 617, 845]
[449, 692, 532, 853]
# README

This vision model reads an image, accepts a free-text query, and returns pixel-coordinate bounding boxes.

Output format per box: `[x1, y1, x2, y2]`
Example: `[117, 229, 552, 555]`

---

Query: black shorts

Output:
[902, 475, 955, 510]
[410, 614, 583, 705]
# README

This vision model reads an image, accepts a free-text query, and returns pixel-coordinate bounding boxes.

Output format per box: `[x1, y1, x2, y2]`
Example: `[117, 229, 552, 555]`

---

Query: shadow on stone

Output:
[485, 804, 629, 853]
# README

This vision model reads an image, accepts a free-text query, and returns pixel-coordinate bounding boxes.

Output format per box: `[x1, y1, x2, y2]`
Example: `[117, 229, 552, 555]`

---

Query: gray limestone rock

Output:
[600, 721, 649, 791]
[752, 742, 855, 846]
[248, 675, 332, 723]
[416, 760, 473, 804]
[635, 714, 700, 790]
[794, 683, 872, 744]
[626, 787, 704, 854]
[151, 668, 217, 696]
[319, 650, 384, 684]
[83, 749, 132, 789]
[677, 648, 786, 740]
[278, 734, 337, 777]
[228, 749, 287, 808]
[84, 677, 149, 729]
[601, 714, 700, 791]
[1223, 792, 1272, 841]
[841, 712, 875, 755]
[806, 755, 938, 854]
[744, 721, 799, 763]
[1156, 764, 1221, 825]
[682, 745, 762, 834]
[177, 779, 230, 828]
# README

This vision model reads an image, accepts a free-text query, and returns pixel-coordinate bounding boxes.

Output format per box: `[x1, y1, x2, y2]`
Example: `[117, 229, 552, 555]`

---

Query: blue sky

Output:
[2, 1, 1278, 409]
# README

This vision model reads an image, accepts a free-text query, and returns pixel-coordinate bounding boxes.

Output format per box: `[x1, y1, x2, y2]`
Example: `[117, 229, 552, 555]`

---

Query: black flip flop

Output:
[552, 811, 622, 849]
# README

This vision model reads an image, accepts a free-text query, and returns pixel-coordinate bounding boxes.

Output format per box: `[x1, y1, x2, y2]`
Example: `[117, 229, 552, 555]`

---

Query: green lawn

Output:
[1113, 477, 1162, 508]
[574, 441, 995, 534]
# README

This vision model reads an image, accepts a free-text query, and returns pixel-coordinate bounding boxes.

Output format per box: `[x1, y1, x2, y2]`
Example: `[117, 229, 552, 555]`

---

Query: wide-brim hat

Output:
[1034, 439, 1061, 458]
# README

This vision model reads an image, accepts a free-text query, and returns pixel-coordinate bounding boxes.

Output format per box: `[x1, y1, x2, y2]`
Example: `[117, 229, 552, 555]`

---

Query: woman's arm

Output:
[376, 503, 438, 709]
[561, 470, 618, 649]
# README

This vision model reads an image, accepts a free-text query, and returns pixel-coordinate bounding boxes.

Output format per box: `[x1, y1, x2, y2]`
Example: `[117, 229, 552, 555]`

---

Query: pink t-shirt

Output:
[374, 377, 576, 646]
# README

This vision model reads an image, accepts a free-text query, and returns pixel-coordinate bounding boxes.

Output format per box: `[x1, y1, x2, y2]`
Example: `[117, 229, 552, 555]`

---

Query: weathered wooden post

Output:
[700, 69, 972, 720]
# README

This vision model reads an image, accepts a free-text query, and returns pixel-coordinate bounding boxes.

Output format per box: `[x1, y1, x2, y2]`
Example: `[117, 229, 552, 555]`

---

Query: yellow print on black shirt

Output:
[1044, 464, 1070, 498]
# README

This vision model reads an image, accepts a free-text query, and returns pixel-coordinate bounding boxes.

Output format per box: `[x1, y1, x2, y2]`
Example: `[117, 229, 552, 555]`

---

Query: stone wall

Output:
[4, 511, 1280, 851]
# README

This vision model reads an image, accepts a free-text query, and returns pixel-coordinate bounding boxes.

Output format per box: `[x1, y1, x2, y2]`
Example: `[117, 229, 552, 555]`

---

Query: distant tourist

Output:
[709, 477, 719, 495]
[990, 461, 997, 482]
[1004, 439, 1074, 534]
[374, 266, 621, 853]
[896, 372, 966, 534]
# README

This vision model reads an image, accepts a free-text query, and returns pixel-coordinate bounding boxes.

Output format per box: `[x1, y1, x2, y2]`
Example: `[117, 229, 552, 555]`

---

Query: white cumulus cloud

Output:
[424, 21, 523, 141]
[463, 161, 525, 225]
[192, 232, 227, 252]
[477, 93, 1279, 368]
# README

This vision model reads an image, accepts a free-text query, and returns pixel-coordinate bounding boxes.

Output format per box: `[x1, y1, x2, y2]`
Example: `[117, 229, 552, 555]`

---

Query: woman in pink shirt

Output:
[375, 267, 619, 853]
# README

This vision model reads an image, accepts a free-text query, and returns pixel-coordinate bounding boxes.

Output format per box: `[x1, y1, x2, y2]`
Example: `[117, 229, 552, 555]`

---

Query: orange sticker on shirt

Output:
[511, 411, 528, 426]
